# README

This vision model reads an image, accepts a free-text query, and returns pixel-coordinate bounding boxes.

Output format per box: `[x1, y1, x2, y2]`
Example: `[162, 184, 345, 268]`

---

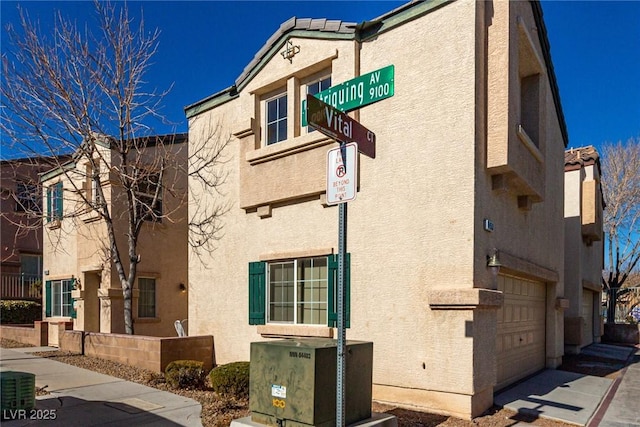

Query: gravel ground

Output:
[0, 338, 604, 426]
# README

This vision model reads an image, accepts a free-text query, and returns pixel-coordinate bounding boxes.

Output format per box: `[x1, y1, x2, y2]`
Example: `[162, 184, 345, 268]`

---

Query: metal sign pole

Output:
[336, 142, 348, 426]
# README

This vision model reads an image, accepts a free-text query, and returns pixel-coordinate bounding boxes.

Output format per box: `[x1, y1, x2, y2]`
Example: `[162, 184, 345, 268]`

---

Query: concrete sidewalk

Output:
[495, 343, 639, 427]
[0, 347, 202, 426]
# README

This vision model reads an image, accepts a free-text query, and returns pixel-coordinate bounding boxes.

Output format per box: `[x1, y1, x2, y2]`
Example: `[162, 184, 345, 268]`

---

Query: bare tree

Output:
[601, 138, 640, 323]
[1, 1, 228, 334]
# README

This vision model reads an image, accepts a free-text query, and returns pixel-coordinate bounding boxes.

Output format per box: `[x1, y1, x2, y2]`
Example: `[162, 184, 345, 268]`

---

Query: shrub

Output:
[164, 360, 206, 389]
[209, 361, 250, 399]
[0, 300, 42, 324]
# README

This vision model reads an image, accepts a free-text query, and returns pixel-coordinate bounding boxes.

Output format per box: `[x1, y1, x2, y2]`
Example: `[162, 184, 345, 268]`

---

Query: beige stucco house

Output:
[563, 146, 605, 354]
[186, 0, 568, 418]
[41, 134, 188, 343]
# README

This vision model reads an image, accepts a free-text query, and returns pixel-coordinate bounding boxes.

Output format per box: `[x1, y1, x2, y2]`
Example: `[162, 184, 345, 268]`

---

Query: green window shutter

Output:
[46, 187, 52, 223]
[328, 253, 350, 328]
[45, 281, 52, 317]
[55, 182, 63, 219]
[248, 261, 266, 325]
[69, 278, 77, 319]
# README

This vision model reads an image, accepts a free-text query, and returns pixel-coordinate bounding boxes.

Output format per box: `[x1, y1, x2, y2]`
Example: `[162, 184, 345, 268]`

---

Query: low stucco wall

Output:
[58, 330, 215, 372]
[0, 321, 48, 346]
[603, 323, 640, 344]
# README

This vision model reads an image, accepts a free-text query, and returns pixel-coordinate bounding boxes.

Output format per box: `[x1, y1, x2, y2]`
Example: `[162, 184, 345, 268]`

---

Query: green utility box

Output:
[250, 339, 373, 427]
[1, 371, 36, 415]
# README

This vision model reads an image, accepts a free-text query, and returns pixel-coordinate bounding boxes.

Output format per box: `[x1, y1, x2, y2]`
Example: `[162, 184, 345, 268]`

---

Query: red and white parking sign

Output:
[326, 143, 357, 205]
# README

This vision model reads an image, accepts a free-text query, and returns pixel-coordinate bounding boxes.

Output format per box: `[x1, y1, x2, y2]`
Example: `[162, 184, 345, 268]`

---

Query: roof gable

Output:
[185, 0, 569, 148]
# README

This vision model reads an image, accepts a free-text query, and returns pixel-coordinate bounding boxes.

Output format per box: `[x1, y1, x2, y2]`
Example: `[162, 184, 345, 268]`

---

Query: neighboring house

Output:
[564, 146, 605, 354]
[41, 134, 188, 343]
[0, 156, 59, 300]
[186, 0, 568, 419]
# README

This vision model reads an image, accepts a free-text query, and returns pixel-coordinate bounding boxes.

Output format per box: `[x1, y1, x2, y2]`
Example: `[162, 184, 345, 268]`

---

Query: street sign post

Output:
[327, 143, 357, 205]
[307, 94, 376, 159]
[302, 65, 394, 126]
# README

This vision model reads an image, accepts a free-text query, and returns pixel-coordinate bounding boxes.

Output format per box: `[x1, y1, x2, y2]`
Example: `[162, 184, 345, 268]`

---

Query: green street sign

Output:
[302, 64, 394, 126]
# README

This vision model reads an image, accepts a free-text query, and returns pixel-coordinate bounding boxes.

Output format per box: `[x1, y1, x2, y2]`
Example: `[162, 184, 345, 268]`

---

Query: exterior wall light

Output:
[487, 248, 502, 289]
[179, 283, 187, 293]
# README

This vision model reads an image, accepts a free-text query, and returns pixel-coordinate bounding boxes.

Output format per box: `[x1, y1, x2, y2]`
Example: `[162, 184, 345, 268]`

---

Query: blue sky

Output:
[1, 1, 639, 157]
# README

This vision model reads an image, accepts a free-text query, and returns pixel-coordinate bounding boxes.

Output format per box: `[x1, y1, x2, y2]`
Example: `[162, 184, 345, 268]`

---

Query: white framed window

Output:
[138, 277, 156, 318]
[306, 76, 331, 132]
[265, 93, 287, 145]
[268, 256, 328, 325]
[50, 279, 73, 317]
[46, 182, 63, 222]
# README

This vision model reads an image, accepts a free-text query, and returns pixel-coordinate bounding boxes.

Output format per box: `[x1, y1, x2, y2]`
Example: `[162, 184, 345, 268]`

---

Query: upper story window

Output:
[266, 93, 287, 145]
[86, 163, 102, 206]
[520, 73, 541, 147]
[46, 182, 63, 222]
[136, 172, 162, 222]
[307, 77, 331, 132]
[15, 181, 39, 213]
[517, 17, 544, 150]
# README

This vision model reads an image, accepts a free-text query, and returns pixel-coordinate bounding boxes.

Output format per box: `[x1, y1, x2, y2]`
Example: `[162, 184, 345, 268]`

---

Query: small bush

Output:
[0, 300, 42, 324]
[164, 360, 206, 389]
[209, 361, 250, 399]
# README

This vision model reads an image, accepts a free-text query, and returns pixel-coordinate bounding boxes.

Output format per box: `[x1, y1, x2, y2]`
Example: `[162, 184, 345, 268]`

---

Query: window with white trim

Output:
[50, 279, 73, 317]
[265, 93, 287, 145]
[248, 254, 349, 328]
[138, 277, 156, 318]
[268, 257, 328, 325]
[46, 182, 63, 222]
[306, 77, 331, 133]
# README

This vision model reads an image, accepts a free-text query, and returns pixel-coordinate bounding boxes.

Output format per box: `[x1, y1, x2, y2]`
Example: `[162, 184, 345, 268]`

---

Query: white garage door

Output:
[582, 290, 594, 347]
[496, 274, 546, 390]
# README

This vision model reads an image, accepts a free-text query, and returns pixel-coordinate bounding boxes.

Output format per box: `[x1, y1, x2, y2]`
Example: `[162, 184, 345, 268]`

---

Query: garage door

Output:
[496, 274, 546, 390]
[582, 290, 594, 347]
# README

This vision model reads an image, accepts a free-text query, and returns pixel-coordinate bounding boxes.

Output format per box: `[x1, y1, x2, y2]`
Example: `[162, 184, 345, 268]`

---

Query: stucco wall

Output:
[42, 141, 188, 337]
[188, 0, 566, 419]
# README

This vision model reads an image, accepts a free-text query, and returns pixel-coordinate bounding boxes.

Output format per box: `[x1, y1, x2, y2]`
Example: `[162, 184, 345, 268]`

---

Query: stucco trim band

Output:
[499, 251, 559, 283]
[428, 289, 503, 309]
[245, 132, 334, 165]
[259, 247, 334, 261]
[257, 324, 333, 338]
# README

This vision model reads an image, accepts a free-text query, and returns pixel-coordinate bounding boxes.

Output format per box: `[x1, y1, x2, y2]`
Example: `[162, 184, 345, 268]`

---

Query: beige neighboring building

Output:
[41, 134, 188, 342]
[564, 146, 605, 354]
[186, 0, 568, 418]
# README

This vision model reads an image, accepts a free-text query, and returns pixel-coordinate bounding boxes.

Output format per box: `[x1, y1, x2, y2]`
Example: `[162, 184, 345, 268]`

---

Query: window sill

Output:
[516, 124, 543, 164]
[47, 220, 61, 230]
[257, 324, 333, 338]
[246, 132, 333, 165]
[82, 214, 101, 224]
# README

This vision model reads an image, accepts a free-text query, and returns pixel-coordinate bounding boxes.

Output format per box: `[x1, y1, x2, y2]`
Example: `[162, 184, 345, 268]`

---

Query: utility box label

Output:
[271, 384, 286, 398]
